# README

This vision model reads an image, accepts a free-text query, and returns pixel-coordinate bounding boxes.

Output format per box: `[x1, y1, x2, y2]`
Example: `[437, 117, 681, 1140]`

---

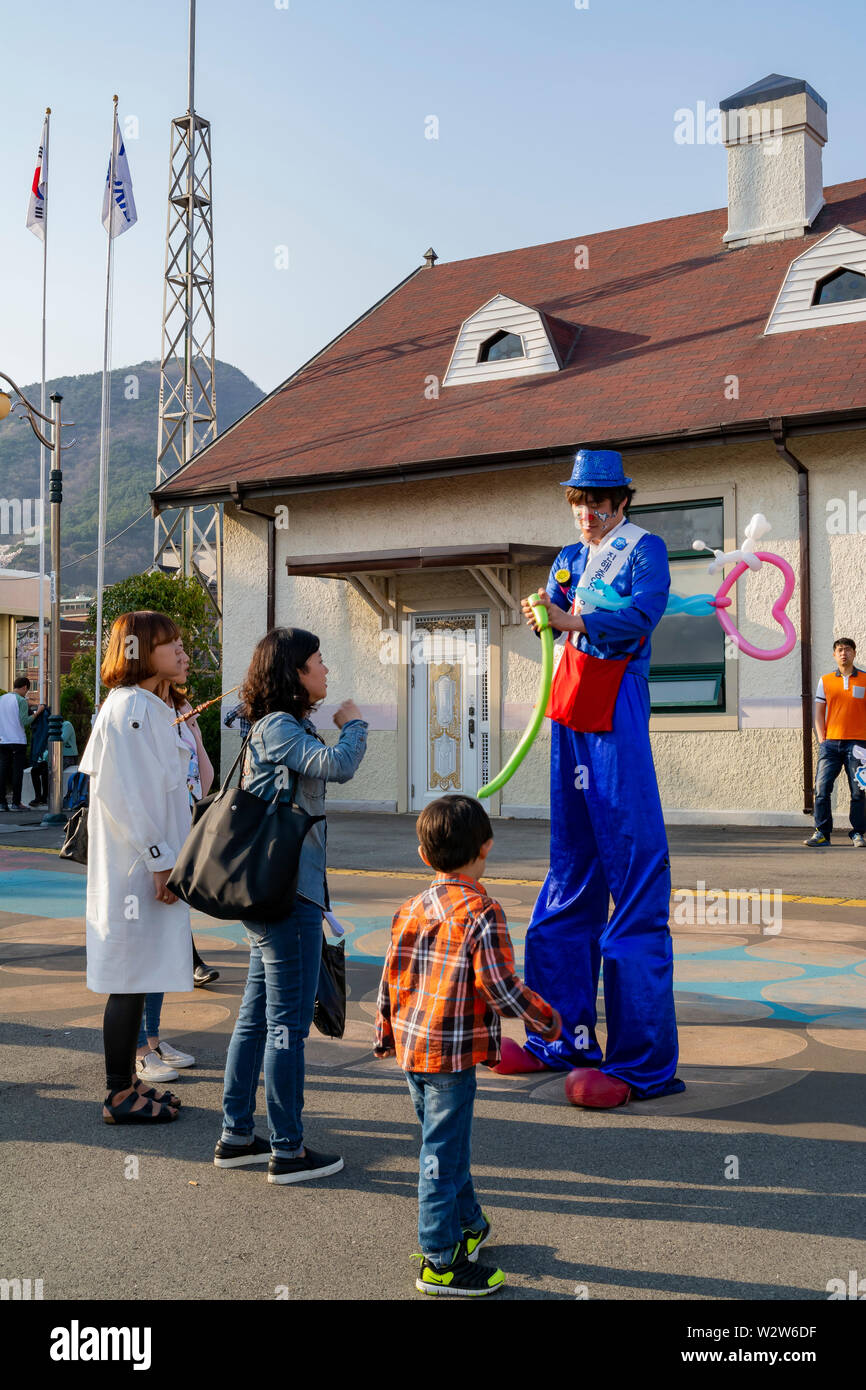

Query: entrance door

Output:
[409, 612, 489, 811]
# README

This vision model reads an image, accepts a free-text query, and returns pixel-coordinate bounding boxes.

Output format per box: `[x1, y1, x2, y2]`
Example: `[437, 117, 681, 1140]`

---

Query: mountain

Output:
[0, 360, 264, 593]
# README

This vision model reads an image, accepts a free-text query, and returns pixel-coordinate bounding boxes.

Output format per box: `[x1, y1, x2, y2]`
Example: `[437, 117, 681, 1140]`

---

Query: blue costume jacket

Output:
[544, 530, 670, 679]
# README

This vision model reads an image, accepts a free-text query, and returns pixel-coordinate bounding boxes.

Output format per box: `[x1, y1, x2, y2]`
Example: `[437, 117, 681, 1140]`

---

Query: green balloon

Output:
[478, 593, 554, 799]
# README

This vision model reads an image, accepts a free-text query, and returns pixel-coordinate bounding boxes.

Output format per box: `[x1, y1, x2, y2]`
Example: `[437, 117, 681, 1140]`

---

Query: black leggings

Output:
[103, 993, 145, 1093]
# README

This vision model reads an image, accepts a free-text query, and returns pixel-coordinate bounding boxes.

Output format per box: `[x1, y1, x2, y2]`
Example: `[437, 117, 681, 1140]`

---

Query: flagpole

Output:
[94, 96, 119, 718]
[37, 108, 50, 705]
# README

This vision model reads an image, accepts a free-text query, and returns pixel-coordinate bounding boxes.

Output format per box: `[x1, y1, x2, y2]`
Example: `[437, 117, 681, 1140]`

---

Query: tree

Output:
[65, 571, 222, 774]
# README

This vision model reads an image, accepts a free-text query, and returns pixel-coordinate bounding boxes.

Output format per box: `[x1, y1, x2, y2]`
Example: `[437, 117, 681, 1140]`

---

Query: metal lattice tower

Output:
[153, 0, 221, 665]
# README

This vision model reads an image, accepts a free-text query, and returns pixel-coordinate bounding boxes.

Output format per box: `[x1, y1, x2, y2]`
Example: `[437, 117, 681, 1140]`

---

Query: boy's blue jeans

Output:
[221, 898, 322, 1155]
[405, 1066, 484, 1266]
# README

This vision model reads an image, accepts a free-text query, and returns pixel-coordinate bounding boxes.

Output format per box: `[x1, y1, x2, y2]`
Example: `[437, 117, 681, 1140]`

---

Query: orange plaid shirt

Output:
[374, 872, 555, 1073]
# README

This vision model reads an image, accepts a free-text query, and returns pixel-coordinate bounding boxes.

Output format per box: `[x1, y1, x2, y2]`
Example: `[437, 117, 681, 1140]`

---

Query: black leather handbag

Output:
[167, 729, 323, 922]
[59, 805, 89, 864]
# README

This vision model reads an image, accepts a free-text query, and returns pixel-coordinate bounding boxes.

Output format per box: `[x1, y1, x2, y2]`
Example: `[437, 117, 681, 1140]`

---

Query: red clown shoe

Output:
[565, 1068, 631, 1108]
[491, 1037, 553, 1075]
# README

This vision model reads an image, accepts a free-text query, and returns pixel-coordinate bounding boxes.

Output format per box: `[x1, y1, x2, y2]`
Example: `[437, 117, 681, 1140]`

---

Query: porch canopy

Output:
[285, 541, 559, 628]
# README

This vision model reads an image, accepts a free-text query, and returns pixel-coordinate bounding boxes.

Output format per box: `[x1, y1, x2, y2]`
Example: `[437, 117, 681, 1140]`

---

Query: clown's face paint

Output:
[572, 498, 626, 546]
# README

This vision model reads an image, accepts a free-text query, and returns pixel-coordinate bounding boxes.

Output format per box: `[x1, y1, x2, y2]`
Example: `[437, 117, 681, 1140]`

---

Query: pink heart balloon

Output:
[713, 552, 797, 661]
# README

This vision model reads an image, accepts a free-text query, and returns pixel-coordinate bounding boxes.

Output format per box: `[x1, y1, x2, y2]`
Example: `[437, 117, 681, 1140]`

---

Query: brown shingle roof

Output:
[152, 178, 866, 504]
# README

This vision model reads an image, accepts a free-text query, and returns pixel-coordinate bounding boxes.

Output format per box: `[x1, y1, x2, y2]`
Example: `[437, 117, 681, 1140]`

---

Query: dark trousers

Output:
[814, 740, 866, 840]
[0, 745, 26, 805]
[30, 761, 48, 803]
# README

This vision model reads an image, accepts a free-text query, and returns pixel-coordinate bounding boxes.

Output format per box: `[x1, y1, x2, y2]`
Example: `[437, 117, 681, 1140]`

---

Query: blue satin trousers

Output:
[524, 673, 684, 1099]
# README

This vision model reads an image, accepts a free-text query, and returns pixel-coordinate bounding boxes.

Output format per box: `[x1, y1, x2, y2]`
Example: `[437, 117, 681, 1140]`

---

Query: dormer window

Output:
[765, 226, 866, 335]
[811, 267, 866, 306]
[478, 330, 524, 363]
[443, 294, 580, 387]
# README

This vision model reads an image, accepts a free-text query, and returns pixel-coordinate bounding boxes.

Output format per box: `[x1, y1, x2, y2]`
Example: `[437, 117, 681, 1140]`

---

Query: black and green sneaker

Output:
[463, 1211, 492, 1262]
[413, 1240, 505, 1297]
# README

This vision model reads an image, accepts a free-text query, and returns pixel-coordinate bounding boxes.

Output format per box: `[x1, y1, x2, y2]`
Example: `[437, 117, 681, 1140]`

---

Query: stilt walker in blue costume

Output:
[495, 449, 685, 1108]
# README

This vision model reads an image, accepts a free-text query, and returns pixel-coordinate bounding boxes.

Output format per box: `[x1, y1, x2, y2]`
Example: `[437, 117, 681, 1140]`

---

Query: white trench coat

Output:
[79, 684, 194, 994]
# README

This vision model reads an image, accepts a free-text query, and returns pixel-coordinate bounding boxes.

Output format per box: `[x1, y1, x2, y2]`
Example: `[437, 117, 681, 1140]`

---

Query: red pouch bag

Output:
[546, 640, 630, 733]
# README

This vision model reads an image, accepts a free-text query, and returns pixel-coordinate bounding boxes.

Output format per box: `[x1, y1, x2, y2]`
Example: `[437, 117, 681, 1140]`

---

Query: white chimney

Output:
[721, 73, 827, 249]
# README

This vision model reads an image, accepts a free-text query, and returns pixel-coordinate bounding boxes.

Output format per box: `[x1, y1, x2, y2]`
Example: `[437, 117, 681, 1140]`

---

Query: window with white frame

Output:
[811, 267, 866, 306]
[478, 330, 524, 363]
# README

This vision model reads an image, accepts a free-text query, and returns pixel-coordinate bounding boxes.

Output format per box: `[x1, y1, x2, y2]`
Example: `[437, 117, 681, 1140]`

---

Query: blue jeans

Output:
[138, 994, 163, 1048]
[814, 740, 866, 840]
[221, 897, 322, 1155]
[405, 1067, 484, 1266]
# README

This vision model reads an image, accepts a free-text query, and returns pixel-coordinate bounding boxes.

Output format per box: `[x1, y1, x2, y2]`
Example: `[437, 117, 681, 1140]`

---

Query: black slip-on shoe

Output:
[213, 1135, 271, 1167]
[267, 1147, 344, 1184]
[194, 965, 220, 987]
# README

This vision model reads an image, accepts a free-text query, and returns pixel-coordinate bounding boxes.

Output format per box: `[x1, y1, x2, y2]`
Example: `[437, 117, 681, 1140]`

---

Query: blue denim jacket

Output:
[240, 711, 368, 910]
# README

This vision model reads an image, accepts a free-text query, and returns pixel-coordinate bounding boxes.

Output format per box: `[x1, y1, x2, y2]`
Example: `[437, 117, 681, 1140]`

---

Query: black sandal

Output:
[134, 1082, 182, 1108]
[103, 1091, 178, 1125]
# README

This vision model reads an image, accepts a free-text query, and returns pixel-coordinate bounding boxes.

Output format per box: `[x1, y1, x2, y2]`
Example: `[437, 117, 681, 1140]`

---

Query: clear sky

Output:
[2, 0, 864, 397]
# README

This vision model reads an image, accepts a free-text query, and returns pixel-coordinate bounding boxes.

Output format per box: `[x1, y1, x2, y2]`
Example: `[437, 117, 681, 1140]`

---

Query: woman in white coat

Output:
[79, 610, 195, 1124]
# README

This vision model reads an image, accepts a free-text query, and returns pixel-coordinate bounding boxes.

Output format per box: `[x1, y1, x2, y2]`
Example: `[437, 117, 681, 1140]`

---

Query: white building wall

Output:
[221, 430, 866, 824]
[220, 508, 269, 781]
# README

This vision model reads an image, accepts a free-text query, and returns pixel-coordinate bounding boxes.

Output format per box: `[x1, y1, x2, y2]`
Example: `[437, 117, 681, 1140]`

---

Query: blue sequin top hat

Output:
[560, 448, 633, 489]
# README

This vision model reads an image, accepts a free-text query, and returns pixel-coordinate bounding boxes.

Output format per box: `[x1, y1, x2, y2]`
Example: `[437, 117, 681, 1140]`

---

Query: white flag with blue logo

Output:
[101, 124, 137, 238]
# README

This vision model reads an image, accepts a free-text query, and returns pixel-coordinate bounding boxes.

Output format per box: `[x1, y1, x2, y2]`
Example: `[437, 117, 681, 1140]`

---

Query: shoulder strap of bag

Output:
[226, 718, 303, 809]
[216, 728, 254, 802]
[236, 724, 302, 809]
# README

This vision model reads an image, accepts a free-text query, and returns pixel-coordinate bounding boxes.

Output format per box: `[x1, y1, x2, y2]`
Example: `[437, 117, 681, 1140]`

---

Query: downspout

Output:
[230, 484, 276, 631]
[769, 420, 813, 815]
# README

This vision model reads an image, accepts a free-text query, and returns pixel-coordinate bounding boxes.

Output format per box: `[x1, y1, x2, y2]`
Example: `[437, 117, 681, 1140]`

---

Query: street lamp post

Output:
[0, 374, 74, 825]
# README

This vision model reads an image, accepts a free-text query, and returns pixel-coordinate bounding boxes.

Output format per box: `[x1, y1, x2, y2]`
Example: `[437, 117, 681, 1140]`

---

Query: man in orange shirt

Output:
[804, 638, 866, 848]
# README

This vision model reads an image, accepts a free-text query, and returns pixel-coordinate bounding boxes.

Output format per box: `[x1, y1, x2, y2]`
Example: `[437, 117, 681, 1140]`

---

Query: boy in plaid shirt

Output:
[375, 795, 561, 1297]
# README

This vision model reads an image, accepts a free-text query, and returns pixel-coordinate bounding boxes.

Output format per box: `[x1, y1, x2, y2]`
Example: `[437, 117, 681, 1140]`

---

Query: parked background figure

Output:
[79, 610, 195, 1125]
[135, 660, 218, 1085]
[0, 676, 45, 812]
[805, 637, 866, 848]
[214, 626, 367, 1183]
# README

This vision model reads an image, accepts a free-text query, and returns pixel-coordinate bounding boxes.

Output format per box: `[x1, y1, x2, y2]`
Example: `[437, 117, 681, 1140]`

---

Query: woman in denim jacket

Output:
[216, 627, 368, 1183]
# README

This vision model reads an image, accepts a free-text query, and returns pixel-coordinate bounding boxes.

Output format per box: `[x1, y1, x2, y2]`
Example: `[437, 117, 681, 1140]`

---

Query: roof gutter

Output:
[769, 420, 814, 816]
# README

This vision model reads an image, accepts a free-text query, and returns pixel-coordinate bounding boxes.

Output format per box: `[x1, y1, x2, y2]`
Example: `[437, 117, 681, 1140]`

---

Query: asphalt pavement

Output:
[1, 813, 865, 1303]
[3, 809, 865, 899]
